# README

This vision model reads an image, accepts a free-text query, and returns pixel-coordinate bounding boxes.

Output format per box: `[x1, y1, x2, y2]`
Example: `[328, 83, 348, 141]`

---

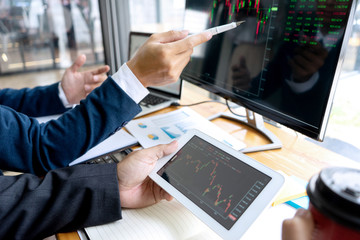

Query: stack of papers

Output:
[272, 172, 307, 207]
[125, 107, 246, 151]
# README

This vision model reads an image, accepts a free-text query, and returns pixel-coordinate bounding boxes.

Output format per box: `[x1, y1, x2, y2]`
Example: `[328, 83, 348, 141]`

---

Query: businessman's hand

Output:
[61, 54, 110, 104]
[289, 43, 328, 83]
[117, 141, 178, 208]
[282, 209, 315, 240]
[127, 30, 212, 87]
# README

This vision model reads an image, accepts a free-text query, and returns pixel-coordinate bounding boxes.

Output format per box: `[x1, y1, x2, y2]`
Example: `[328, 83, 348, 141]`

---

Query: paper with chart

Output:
[125, 107, 246, 150]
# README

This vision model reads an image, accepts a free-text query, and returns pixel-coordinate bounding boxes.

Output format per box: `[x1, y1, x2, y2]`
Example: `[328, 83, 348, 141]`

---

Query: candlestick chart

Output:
[158, 136, 271, 229]
[209, 0, 278, 42]
[183, 153, 236, 215]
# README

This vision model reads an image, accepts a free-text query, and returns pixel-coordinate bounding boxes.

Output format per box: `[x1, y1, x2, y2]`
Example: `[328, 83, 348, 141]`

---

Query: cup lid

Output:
[307, 167, 360, 230]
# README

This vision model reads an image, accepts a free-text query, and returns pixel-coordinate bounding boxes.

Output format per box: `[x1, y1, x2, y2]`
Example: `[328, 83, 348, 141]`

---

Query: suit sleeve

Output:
[0, 82, 68, 117]
[0, 77, 141, 175]
[0, 163, 122, 240]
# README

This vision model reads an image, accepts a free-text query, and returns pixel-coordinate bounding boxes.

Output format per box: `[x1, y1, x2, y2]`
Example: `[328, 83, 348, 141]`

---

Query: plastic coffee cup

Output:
[306, 167, 360, 240]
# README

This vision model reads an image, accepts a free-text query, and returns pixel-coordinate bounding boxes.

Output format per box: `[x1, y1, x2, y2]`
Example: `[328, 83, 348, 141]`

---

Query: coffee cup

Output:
[306, 167, 360, 240]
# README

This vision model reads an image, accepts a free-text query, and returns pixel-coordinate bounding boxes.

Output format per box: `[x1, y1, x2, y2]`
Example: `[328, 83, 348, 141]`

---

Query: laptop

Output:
[128, 32, 182, 118]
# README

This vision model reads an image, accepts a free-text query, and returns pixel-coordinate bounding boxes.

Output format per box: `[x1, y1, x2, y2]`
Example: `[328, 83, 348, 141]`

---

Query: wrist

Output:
[126, 59, 148, 88]
[58, 82, 74, 108]
[112, 63, 149, 104]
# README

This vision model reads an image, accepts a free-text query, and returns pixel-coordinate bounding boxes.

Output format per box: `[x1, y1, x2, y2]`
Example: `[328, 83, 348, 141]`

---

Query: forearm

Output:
[0, 163, 122, 240]
[0, 77, 141, 175]
[0, 83, 67, 117]
[37, 78, 141, 170]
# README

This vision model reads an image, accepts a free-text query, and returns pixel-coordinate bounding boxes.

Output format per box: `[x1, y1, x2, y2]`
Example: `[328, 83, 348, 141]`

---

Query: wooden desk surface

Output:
[56, 82, 359, 239]
[172, 82, 358, 180]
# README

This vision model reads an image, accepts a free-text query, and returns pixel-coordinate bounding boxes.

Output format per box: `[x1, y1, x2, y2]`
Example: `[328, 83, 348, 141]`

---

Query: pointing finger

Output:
[90, 65, 110, 75]
[151, 30, 189, 44]
[169, 31, 212, 54]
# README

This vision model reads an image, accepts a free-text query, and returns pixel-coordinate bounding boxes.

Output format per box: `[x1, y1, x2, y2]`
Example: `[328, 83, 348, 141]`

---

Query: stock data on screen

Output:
[207, 0, 351, 44]
[183, 0, 353, 133]
[157, 136, 271, 230]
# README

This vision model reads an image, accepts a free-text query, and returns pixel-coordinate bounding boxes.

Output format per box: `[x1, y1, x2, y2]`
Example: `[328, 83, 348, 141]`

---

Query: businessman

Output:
[0, 30, 212, 239]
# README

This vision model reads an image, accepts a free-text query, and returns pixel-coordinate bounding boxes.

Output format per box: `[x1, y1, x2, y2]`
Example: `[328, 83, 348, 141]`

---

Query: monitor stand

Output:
[208, 109, 282, 153]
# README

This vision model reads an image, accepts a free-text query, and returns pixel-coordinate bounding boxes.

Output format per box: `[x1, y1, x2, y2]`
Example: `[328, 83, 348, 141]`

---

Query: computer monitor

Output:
[181, 0, 357, 152]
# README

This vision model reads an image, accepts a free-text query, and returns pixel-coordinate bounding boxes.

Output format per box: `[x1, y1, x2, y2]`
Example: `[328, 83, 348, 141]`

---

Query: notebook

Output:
[128, 31, 182, 118]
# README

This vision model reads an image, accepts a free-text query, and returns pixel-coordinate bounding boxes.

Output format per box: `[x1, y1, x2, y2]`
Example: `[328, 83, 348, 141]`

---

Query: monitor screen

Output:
[181, 0, 357, 140]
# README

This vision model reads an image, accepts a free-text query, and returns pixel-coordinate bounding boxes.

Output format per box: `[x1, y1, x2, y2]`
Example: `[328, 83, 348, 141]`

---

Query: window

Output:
[322, 3, 360, 161]
[0, 0, 105, 74]
[129, 0, 185, 33]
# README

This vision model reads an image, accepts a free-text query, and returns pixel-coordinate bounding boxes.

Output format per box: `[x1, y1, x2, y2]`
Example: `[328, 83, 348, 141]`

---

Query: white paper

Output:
[241, 204, 296, 240]
[69, 130, 137, 165]
[35, 114, 138, 166]
[85, 199, 221, 240]
[125, 107, 246, 151]
[84, 200, 296, 240]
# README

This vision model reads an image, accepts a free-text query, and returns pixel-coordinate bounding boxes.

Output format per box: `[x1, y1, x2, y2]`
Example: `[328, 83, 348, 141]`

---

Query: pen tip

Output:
[236, 21, 246, 26]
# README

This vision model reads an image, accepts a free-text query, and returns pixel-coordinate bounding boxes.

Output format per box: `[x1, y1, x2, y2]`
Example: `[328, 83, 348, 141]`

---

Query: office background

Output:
[0, 0, 359, 163]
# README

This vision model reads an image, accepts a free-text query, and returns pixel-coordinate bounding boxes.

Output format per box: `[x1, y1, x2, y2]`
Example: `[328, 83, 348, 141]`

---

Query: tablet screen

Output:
[157, 136, 272, 230]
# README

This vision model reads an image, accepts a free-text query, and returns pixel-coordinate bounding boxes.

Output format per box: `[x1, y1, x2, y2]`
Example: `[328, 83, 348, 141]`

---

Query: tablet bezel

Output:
[149, 129, 284, 240]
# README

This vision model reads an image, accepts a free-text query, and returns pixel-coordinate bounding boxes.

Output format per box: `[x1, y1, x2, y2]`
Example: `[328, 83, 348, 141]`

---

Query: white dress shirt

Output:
[58, 63, 149, 107]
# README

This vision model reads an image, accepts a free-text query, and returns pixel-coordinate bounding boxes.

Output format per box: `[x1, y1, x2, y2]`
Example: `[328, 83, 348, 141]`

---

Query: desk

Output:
[56, 82, 359, 240]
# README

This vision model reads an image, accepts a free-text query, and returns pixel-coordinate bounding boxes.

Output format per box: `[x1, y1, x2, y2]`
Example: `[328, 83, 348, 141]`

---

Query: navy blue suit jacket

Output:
[0, 77, 141, 174]
[0, 77, 141, 239]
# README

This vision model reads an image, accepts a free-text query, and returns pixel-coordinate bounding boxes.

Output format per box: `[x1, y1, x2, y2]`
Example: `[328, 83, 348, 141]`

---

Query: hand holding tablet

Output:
[150, 129, 285, 240]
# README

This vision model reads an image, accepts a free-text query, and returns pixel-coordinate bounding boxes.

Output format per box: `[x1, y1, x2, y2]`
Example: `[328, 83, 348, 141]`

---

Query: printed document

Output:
[125, 107, 246, 150]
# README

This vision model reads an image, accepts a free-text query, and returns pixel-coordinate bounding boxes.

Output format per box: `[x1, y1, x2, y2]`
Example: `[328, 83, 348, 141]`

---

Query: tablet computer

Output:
[149, 129, 285, 240]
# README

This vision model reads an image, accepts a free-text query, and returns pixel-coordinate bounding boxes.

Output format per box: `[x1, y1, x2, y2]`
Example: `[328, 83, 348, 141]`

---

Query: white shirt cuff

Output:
[111, 63, 149, 104]
[58, 82, 74, 108]
[285, 72, 319, 94]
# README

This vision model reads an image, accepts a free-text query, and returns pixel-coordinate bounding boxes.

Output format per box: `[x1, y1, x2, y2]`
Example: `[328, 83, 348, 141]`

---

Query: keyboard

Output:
[82, 147, 133, 164]
[140, 94, 168, 107]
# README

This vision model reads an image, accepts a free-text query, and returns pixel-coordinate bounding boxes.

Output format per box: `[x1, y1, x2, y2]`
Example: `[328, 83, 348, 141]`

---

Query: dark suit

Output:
[0, 163, 121, 240]
[0, 77, 141, 174]
[0, 77, 141, 239]
[0, 82, 67, 118]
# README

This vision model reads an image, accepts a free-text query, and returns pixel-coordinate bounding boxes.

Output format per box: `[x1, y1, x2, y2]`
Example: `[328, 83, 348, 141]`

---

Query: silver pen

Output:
[205, 21, 245, 35]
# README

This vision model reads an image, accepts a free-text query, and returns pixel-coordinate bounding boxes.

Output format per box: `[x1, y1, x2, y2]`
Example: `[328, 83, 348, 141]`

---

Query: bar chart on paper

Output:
[125, 107, 246, 150]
